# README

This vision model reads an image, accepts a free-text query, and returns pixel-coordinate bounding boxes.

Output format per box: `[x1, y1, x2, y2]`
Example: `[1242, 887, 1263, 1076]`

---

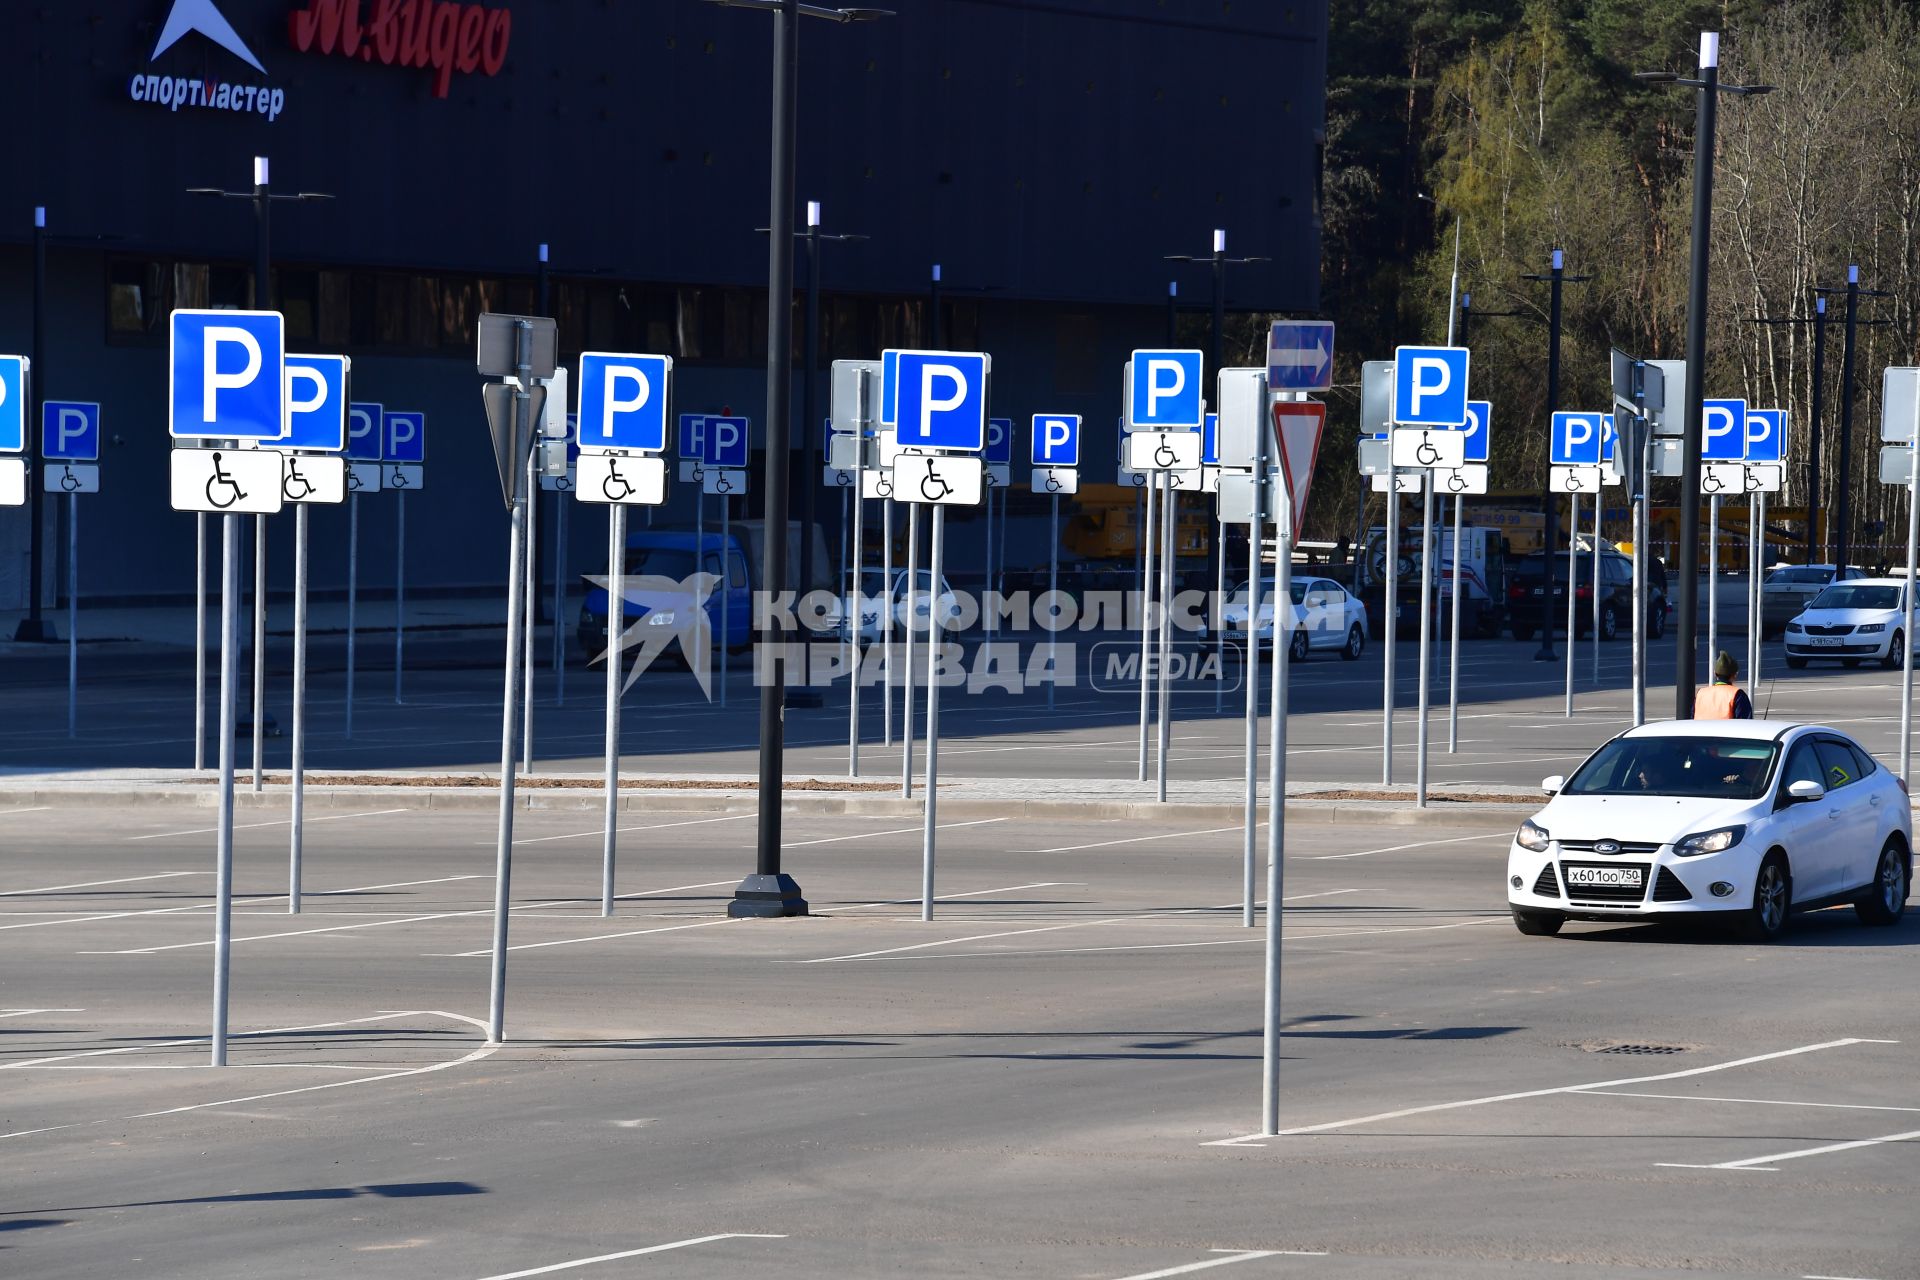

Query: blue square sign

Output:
[703, 415, 750, 468]
[384, 411, 426, 463]
[1703, 398, 1748, 461]
[678, 413, 707, 460]
[169, 309, 286, 441]
[1392, 345, 1470, 428]
[1745, 408, 1785, 463]
[1128, 349, 1204, 430]
[284, 354, 349, 452]
[42, 401, 101, 462]
[0, 355, 26, 453]
[986, 417, 1013, 463]
[893, 351, 988, 451]
[1202, 412, 1220, 465]
[1463, 400, 1490, 464]
[1031, 414, 1080, 466]
[578, 352, 671, 454]
[1550, 412, 1605, 466]
[347, 402, 384, 460]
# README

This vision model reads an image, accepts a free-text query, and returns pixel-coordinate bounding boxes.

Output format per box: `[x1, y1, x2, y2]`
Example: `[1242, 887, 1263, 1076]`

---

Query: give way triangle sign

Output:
[1270, 400, 1325, 542]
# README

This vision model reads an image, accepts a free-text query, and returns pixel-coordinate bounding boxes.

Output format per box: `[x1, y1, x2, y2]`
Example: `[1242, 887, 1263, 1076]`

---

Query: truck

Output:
[1351, 523, 1508, 639]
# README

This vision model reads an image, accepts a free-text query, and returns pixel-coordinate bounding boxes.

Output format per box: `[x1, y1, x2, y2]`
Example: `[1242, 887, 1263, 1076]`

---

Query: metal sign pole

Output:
[1215, 504, 1226, 714]
[1261, 474, 1293, 1136]
[1157, 475, 1175, 801]
[66, 492, 77, 738]
[920, 504, 947, 921]
[1383, 473, 1397, 783]
[252, 515, 265, 792]
[602, 501, 626, 916]
[1748, 492, 1759, 692]
[1416, 473, 1434, 806]
[345, 493, 358, 740]
[721, 491, 731, 709]
[394, 488, 406, 704]
[212, 511, 239, 1065]
[848, 484, 864, 775]
[901, 503, 918, 797]
[290, 499, 309, 913]
[1564, 491, 1578, 717]
[1707, 493, 1720, 678]
[1633, 430, 1648, 728]
[1242, 394, 1266, 929]
[489, 327, 534, 1046]
[522, 460, 538, 773]
[553, 495, 567, 707]
[1049, 493, 1059, 712]
[1903, 410, 1918, 784]
[984, 483, 994, 638]
[195, 513, 207, 770]
[1447, 494, 1462, 752]
[697, 482, 706, 704]
[882, 497, 893, 748]
[1139, 475, 1157, 782]
[1592, 491, 1602, 684]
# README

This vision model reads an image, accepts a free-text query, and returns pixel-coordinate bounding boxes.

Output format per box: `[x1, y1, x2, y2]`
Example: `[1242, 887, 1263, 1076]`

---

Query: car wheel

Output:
[1855, 838, 1909, 926]
[1511, 907, 1565, 936]
[1740, 853, 1792, 943]
[1651, 606, 1667, 640]
[1842, 658, 1863, 669]
[1288, 630, 1309, 663]
[1599, 605, 1620, 642]
[1512, 626, 1535, 642]
[1881, 630, 1905, 670]
[1340, 625, 1365, 661]
[1785, 655, 1808, 669]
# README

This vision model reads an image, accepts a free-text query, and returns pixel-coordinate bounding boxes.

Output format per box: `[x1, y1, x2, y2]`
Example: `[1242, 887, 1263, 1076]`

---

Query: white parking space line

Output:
[1109, 1248, 1326, 1279]
[893, 915, 1496, 962]
[0, 1008, 83, 1019]
[1022, 825, 1246, 854]
[0, 806, 52, 817]
[125, 807, 413, 841]
[15, 875, 483, 936]
[1204, 1037, 1897, 1146]
[472, 1234, 789, 1280]
[503, 813, 754, 846]
[1309, 831, 1513, 861]
[799, 898, 1254, 964]
[1588, 1090, 1920, 1114]
[0, 871, 204, 897]
[783, 817, 1006, 847]
[1658, 1124, 1920, 1172]
[813, 881, 1078, 914]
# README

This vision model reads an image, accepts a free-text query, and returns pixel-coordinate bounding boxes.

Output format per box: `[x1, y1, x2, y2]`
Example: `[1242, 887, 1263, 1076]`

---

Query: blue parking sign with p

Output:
[577, 352, 671, 453]
[1202, 412, 1220, 465]
[677, 413, 707, 460]
[1128, 349, 1203, 430]
[1745, 408, 1785, 463]
[1463, 400, 1491, 463]
[384, 411, 426, 463]
[1032, 414, 1080, 466]
[0, 355, 27, 453]
[1551, 411, 1604, 465]
[168, 309, 285, 441]
[347, 402, 383, 460]
[284, 354, 348, 452]
[42, 401, 100, 461]
[893, 351, 988, 450]
[986, 418, 1013, 463]
[1392, 345, 1470, 427]
[703, 415, 749, 468]
[1703, 398, 1748, 461]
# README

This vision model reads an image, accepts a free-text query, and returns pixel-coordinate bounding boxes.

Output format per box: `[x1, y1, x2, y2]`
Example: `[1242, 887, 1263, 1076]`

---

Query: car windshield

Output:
[1564, 736, 1779, 799]
[1810, 584, 1900, 610]
[621, 548, 697, 579]
[1767, 567, 1831, 585]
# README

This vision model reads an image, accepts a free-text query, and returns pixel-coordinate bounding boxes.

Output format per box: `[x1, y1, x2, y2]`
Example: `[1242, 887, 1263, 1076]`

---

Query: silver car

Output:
[1761, 564, 1865, 637]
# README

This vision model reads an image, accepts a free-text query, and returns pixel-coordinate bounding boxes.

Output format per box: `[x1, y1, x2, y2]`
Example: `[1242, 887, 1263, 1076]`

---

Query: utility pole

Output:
[15, 208, 51, 642]
[1521, 251, 1590, 663]
[1813, 266, 1892, 571]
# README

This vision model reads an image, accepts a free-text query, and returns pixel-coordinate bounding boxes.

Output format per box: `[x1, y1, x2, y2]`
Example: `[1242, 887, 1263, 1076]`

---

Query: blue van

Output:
[577, 531, 752, 666]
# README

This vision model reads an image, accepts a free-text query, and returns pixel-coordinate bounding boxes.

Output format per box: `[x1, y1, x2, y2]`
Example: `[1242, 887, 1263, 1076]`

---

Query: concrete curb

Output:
[0, 781, 1533, 830]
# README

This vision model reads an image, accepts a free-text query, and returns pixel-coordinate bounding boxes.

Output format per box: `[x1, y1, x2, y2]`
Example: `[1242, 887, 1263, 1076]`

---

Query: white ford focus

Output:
[1507, 720, 1910, 941]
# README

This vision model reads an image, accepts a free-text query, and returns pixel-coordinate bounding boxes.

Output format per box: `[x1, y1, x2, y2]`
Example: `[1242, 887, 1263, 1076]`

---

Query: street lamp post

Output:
[1812, 267, 1891, 572]
[706, 0, 891, 919]
[1520, 251, 1589, 663]
[15, 208, 51, 643]
[1635, 33, 1772, 717]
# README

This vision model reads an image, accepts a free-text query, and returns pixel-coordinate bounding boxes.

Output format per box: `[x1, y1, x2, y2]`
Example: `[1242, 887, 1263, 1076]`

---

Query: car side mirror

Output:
[1785, 779, 1826, 804]
[1541, 775, 1565, 796]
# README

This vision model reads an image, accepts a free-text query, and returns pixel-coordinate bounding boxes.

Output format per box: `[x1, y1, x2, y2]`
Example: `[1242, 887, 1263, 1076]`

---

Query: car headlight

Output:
[1785, 621, 1804, 633]
[1516, 819, 1552, 852]
[1674, 824, 1745, 857]
[647, 611, 676, 627]
[1858, 622, 1886, 634]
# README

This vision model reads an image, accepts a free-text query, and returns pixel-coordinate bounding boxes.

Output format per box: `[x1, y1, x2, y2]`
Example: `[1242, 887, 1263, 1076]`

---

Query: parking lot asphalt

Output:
[3, 803, 1915, 1279]
[4, 629, 1915, 796]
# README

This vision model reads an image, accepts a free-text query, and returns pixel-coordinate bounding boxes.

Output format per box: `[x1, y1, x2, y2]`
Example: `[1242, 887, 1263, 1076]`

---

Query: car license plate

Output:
[1531, 588, 1545, 597]
[1565, 865, 1643, 888]
[1809, 637, 1843, 647]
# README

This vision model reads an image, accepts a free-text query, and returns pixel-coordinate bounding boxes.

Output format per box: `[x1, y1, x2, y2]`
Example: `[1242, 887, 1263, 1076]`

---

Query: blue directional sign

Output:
[384, 411, 426, 463]
[347, 402, 384, 460]
[1550, 411, 1606, 466]
[284, 354, 348, 452]
[1128, 349, 1204, 430]
[42, 401, 101, 462]
[168, 309, 285, 441]
[0, 356, 26, 453]
[1392, 345, 1470, 427]
[1267, 320, 1335, 393]
[703, 415, 750, 468]
[1746, 408, 1786, 463]
[577, 352, 671, 454]
[1202, 412, 1220, 465]
[1032, 414, 1080, 466]
[1463, 400, 1491, 464]
[986, 417, 1013, 464]
[880, 349, 900, 427]
[677, 413, 707, 460]
[894, 351, 988, 450]
[1703, 398, 1748, 461]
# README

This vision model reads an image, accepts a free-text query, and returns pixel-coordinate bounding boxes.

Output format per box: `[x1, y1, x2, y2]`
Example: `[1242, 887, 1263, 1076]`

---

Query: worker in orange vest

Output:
[1694, 650, 1753, 719]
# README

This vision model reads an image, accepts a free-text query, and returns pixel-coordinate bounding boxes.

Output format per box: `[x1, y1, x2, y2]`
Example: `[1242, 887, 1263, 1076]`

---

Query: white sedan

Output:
[1507, 720, 1910, 941]
[1219, 575, 1368, 662]
[1783, 577, 1910, 669]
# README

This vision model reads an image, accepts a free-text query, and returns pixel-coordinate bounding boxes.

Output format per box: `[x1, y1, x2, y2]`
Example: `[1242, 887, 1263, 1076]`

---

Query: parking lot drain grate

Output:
[1582, 1042, 1691, 1055]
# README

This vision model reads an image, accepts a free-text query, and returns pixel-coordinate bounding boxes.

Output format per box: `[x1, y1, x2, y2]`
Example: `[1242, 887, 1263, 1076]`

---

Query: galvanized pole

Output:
[1139, 475, 1157, 781]
[1049, 492, 1059, 713]
[1157, 471, 1175, 801]
[522, 453, 538, 773]
[920, 505, 946, 921]
[848, 479, 864, 776]
[66, 494, 77, 738]
[721, 491, 732, 709]
[882, 497, 893, 747]
[394, 488, 406, 704]
[1416, 474, 1433, 805]
[553, 485, 567, 705]
[1447, 494, 1462, 751]
[252, 514, 265, 792]
[289, 501, 308, 913]
[1242, 377, 1266, 928]
[1261, 474, 1292, 1137]
[1632, 428, 1647, 727]
[602, 501, 626, 916]
[1215, 497, 1227, 715]
[211, 513, 238, 1066]
[1747, 491, 1759, 692]
[489, 322, 534, 1045]
[902, 504, 917, 797]
[984, 482, 995, 639]
[1383, 474, 1397, 782]
[344, 494, 357, 740]
[1564, 491, 1578, 717]
[1903, 404, 1918, 784]
[1708, 495, 1719, 674]
[195, 514, 207, 769]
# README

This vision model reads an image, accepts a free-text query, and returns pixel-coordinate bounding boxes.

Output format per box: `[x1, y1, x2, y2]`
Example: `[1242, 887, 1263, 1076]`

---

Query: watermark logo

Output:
[587, 572, 718, 697]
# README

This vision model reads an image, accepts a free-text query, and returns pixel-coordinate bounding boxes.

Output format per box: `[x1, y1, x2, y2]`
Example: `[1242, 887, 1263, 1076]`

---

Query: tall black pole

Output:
[1807, 296, 1826, 564]
[1834, 265, 1860, 573]
[1535, 252, 1565, 663]
[1209, 229, 1226, 385]
[1674, 37, 1719, 720]
[1166, 280, 1177, 346]
[733, 0, 806, 918]
[17, 209, 50, 641]
[929, 263, 942, 347]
